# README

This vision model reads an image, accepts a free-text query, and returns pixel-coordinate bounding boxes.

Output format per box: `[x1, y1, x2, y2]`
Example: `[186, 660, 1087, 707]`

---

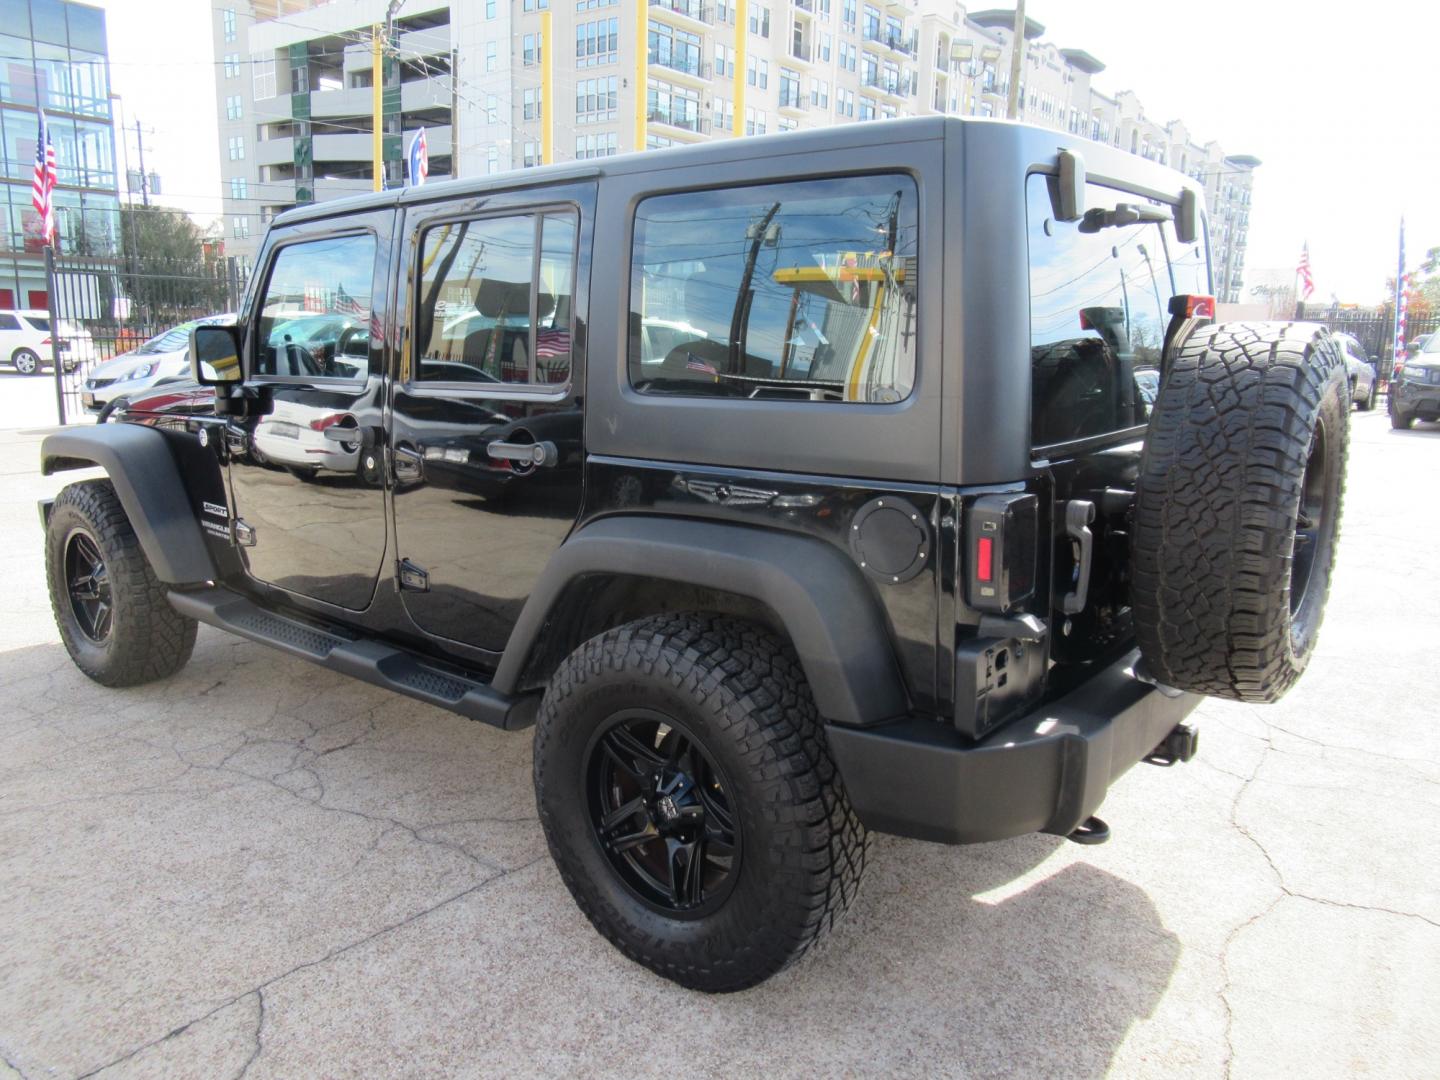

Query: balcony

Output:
[778, 89, 808, 112]
[789, 41, 813, 64]
[792, 0, 816, 14]
[649, 0, 709, 25]
[864, 27, 917, 57]
[648, 109, 710, 137]
[649, 51, 711, 84]
[862, 73, 911, 99]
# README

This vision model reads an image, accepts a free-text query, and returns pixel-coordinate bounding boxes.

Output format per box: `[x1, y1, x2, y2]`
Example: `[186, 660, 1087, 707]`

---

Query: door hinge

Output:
[233, 518, 257, 547]
[397, 558, 429, 592]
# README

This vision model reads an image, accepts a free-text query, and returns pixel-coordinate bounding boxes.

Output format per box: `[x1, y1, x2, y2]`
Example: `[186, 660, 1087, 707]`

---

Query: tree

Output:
[118, 205, 227, 323]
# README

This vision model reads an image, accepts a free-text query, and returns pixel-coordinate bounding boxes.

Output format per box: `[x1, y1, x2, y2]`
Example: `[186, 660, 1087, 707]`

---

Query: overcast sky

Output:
[99, 0, 1439, 303]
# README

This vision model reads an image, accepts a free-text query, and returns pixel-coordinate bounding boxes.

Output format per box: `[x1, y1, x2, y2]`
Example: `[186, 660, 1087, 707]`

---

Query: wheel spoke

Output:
[600, 795, 647, 834]
[91, 601, 111, 640]
[601, 725, 667, 780]
[696, 783, 735, 835]
[666, 838, 705, 907]
[606, 824, 656, 854]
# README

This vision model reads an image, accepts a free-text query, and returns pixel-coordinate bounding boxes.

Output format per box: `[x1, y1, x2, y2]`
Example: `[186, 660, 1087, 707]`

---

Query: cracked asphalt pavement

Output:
[1, 377, 1436, 1078]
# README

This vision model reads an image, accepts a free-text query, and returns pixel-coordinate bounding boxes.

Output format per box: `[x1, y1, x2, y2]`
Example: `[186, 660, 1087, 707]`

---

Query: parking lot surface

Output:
[1, 372, 1436, 1078]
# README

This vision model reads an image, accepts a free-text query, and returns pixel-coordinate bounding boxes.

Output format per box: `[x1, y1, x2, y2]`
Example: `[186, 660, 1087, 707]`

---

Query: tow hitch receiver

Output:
[1068, 815, 1110, 845]
[1145, 721, 1200, 767]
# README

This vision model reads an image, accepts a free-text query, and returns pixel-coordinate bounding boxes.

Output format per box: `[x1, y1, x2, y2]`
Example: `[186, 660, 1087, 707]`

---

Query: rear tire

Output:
[533, 613, 868, 992]
[45, 480, 198, 687]
[1131, 323, 1348, 703]
[1391, 409, 1414, 430]
[13, 348, 40, 375]
[1360, 379, 1377, 411]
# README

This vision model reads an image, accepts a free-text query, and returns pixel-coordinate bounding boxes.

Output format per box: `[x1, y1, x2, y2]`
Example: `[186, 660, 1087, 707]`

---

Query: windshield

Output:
[1422, 334, 1440, 354]
[135, 325, 193, 354]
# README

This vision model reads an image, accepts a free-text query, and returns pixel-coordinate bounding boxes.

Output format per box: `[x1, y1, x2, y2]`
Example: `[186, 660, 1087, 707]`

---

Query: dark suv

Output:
[40, 118, 1349, 992]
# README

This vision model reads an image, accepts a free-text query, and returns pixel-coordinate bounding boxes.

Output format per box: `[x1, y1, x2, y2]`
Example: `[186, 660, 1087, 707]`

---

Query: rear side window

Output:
[23, 315, 50, 332]
[1026, 175, 1202, 448]
[629, 174, 919, 403]
[0, 314, 19, 331]
[413, 210, 577, 387]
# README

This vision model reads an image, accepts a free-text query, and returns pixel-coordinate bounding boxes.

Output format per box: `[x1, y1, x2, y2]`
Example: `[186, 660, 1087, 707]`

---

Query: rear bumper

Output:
[827, 648, 1201, 845]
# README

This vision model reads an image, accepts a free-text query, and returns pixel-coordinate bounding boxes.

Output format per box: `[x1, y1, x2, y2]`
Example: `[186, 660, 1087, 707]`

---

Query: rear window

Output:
[1026, 174, 1209, 449]
[23, 315, 50, 332]
[628, 174, 919, 403]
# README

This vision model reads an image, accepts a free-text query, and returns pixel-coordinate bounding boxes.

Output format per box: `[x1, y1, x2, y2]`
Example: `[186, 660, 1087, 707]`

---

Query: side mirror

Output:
[191, 325, 244, 385]
[1176, 187, 1200, 245]
[1055, 148, 1085, 222]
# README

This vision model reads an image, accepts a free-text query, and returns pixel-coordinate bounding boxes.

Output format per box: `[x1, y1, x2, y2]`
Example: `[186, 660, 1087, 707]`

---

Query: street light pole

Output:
[1005, 0, 1025, 120]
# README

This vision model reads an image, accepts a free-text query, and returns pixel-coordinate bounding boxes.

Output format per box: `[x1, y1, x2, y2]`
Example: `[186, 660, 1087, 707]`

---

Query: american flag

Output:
[31, 110, 58, 246]
[535, 327, 570, 358]
[333, 283, 367, 316]
[685, 353, 717, 376]
[1296, 242, 1315, 301]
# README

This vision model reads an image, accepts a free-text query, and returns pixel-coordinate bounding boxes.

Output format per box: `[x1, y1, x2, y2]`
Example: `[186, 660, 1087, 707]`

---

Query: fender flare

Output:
[492, 516, 909, 728]
[41, 425, 218, 584]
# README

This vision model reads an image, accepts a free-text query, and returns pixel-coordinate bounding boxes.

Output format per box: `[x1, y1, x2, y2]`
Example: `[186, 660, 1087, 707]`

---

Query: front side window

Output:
[413, 211, 576, 387]
[1027, 174, 1204, 447]
[254, 233, 376, 379]
[629, 174, 918, 403]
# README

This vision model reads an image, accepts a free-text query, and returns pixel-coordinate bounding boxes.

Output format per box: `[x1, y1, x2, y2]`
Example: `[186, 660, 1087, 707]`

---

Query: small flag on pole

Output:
[407, 127, 429, 187]
[31, 109, 58, 246]
[1295, 242, 1315, 301]
[1393, 217, 1407, 370]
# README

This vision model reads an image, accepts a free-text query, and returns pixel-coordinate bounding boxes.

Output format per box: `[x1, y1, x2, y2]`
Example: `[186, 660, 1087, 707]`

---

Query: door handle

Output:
[486, 440, 558, 468]
[1061, 500, 1096, 615]
[393, 444, 424, 481]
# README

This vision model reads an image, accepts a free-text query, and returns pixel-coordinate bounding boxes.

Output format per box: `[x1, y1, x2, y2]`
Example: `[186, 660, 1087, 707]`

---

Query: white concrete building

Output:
[211, 0, 1257, 297]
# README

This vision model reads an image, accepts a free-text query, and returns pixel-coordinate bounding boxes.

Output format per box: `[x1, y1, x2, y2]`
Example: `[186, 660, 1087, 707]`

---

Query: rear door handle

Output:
[486, 440, 558, 467]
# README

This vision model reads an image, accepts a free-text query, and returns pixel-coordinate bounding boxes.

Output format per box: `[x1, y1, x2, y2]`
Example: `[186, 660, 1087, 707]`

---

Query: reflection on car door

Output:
[389, 188, 592, 654]
[224, 211, 393, 611]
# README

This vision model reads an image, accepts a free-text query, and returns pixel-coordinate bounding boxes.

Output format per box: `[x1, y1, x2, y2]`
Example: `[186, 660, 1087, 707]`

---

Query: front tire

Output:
[45, 480, 198, 687]
[534, 614, 868, 992]
[13, 348, 40, 375]
[1359, 378, 1377, 411]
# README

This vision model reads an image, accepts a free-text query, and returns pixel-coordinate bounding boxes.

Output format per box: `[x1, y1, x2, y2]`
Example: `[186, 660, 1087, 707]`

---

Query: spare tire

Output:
[1131, 322, 1348, 702]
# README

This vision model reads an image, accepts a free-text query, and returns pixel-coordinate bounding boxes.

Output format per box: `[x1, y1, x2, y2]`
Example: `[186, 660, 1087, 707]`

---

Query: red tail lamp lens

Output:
[976, 536, 994, 582]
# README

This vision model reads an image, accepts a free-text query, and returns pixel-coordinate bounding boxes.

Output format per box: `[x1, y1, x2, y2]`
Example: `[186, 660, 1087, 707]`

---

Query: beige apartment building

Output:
[211, 1, 1257, 299]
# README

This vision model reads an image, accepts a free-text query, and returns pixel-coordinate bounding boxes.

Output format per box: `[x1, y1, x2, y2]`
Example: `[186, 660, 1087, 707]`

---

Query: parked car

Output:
[1333, 331, 1378, 410]
[81, 314, 235, 413]
[0, 309, 80, 374]
[1390, 331, 1440, 429]
[40, 118, 1350, 992]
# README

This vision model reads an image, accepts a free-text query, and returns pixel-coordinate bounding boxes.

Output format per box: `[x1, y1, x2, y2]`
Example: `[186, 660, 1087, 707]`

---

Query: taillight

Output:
[309, 413, 346, 431]
[40, 336, 51, 346]
[1184, 294, 1216, 318]
[964, 494, 1038, 614]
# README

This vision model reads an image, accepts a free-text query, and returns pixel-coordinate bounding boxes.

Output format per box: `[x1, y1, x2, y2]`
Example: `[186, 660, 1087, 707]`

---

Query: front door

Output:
[226, 214, 392, 611]
[389, 188, 591, 653]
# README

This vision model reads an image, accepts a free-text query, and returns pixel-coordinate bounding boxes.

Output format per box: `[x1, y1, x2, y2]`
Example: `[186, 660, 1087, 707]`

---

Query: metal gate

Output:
[45, 253, 251, 423]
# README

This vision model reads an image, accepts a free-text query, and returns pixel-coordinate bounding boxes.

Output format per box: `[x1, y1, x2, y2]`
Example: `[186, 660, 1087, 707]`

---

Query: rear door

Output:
[388, 183, 593, 654]
[224, 210, 393, 611]
[1025, 174, 1210, 662]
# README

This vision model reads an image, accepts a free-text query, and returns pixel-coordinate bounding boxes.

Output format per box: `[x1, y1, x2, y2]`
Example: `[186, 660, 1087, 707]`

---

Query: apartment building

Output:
[212, 1, 1257, 298]
[0, 0, 119, 308]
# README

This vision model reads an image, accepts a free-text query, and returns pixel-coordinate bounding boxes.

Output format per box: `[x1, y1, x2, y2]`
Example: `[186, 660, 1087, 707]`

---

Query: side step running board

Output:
[168, 587, 532, 730]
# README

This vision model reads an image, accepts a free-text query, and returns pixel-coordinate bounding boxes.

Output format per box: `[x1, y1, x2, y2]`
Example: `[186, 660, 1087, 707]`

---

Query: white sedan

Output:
[82, 314, 234, 413]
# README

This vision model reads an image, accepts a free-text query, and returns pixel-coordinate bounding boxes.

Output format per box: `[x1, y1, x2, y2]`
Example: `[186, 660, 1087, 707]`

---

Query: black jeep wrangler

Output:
[40, 119, 1348, 992]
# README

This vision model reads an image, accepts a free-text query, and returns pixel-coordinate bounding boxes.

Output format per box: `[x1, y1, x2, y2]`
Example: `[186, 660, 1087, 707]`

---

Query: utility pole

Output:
[1005, 0, 1025, 121]
[134, 118, 150, 206]
[372, 1, 405, 190]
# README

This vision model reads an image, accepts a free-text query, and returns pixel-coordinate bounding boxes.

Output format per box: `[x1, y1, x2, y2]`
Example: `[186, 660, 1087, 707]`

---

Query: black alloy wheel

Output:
[64, 528, 112, 642]
[586, 709, 740, 916]
[1291, 420, 1333, 620]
